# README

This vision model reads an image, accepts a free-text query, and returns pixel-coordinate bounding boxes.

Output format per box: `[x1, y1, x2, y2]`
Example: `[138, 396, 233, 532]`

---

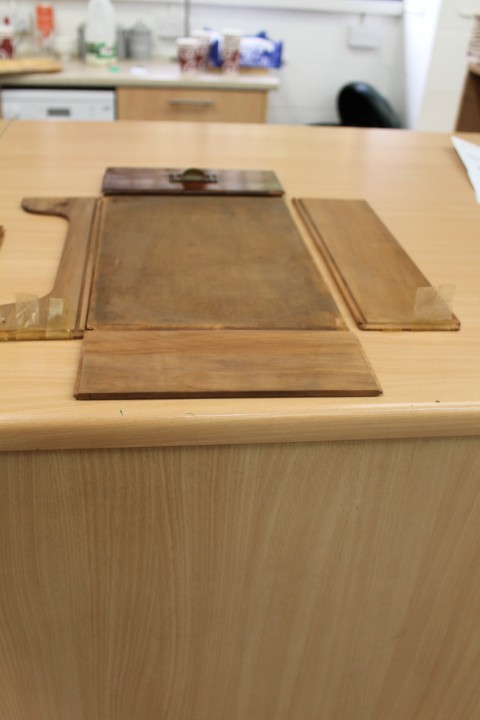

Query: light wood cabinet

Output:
[116, 86, 268, 123]
[3, 120, 480, 720]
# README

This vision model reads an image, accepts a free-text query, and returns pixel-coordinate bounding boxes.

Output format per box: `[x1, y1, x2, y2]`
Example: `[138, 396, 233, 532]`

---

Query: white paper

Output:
[451, 135, 480, 204]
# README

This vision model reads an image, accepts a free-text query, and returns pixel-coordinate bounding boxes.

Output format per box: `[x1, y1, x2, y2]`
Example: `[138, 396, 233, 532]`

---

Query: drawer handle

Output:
[168, 99, 215, 107]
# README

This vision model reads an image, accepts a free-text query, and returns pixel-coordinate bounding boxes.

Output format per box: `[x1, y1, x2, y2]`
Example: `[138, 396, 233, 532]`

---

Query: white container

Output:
[176, 37, 200, 74]
[221, 28, 242, 74]
[85, 0, 116, 65]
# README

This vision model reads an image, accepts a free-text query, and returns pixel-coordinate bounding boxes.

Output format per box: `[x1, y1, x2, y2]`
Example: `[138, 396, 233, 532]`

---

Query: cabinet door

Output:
[116, 87, 267, 123]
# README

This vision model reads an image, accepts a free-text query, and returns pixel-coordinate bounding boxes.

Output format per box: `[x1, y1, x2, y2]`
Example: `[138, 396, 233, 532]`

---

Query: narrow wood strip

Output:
[0, 57, 62, 75]
[102, 167, 284, 196]
[0, 198, 97, 340]
[75, 329, 382, 399]
[294, 198, 461, 331]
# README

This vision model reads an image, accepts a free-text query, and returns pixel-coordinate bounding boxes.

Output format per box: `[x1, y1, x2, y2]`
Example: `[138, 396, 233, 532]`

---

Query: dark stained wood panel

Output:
[102, 167, 284, 196]
[295, 198, 460, 331]
[87, 196, 345, 331]
[75, 330, 382, 399]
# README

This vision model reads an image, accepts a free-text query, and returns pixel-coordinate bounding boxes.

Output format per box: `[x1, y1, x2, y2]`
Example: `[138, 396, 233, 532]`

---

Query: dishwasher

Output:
[1, 87, 116, 121]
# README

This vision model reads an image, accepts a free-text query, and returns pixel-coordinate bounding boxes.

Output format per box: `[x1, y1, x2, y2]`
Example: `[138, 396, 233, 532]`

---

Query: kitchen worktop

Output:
[2, 121, 480, 720]
[1, 121, 479, 452]
[0, 57, 280, 91]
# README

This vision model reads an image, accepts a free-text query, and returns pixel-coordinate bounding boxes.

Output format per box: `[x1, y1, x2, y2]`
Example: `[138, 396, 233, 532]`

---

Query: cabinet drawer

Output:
[116, 87, 267, 123]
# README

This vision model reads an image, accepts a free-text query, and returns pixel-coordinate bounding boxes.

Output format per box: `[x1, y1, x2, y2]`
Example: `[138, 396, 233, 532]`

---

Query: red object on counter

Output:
[35, 3, 55, 40]
[0, 16, 14, 58]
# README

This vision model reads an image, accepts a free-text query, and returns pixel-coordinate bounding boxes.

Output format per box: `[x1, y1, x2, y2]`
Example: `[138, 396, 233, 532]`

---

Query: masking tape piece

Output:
[414, 284, 456, 323]
[46, 297, 72, 339]
[15, 293, 40, 331]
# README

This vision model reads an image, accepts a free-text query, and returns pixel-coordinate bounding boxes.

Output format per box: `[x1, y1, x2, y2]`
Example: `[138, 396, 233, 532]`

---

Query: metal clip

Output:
[169, 168, 218, 184]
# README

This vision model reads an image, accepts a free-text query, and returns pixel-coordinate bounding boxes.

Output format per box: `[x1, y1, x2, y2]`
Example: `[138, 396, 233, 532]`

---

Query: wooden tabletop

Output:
[1, 121, 479, 451]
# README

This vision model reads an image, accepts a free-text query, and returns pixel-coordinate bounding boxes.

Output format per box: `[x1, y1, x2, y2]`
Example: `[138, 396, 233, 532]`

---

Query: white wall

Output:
[415, 0, 474, 131]
[189, 5, 405, 125]
[3, 0, 405, 125]
[403, 0, 442, 128]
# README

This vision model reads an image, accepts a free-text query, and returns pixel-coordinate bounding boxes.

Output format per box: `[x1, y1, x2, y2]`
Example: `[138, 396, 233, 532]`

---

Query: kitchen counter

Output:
[1, 121, 480, 720]
[0, 57, 280, 91]
[0, 59, 279, 122]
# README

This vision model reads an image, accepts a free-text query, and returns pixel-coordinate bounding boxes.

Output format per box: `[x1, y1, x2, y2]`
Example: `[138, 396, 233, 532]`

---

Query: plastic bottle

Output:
[35, 3, 55, 54]
[85, 0, 116, 65]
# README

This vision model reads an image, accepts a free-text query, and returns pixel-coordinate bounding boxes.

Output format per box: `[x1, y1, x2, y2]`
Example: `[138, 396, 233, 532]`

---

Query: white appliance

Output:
[1, 88, 116, 121]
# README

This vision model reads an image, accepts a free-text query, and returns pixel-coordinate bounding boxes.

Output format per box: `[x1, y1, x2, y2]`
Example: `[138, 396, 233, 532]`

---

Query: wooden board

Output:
[75, 330, 382, 399]
[294, 198, 461, 331]
[87, 195, 345, 331]
[0, 198, 97, 340]
[102, 167, 284, 196]
[0, 57, 62, 75]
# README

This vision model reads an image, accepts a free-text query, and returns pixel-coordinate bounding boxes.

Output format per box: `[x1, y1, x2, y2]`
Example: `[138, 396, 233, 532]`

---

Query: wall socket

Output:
[347, 25, 381, 50]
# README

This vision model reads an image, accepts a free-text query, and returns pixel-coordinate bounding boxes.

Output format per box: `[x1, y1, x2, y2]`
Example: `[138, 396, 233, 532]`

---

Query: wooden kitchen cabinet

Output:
[0, 60, 278, 124]
[116, 86, 268, 123]
[2, 121, 480, 720]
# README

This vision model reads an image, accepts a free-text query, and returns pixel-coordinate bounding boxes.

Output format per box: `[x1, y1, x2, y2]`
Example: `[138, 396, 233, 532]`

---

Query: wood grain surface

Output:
[2, 437, 480, 720]
[1, 122, 480, 448]
[75, 329, 381, 399]
[295, 198, 461, 331]
[1, 122, 480, 720]
[116, 86, 268, 123]
[0, 57, 62, 75]
[87, 195, 345, 331]
[0, 197, 97, 340]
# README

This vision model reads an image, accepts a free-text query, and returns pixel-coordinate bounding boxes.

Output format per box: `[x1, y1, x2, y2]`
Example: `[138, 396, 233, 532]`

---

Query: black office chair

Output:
[337, 82, 401, 129]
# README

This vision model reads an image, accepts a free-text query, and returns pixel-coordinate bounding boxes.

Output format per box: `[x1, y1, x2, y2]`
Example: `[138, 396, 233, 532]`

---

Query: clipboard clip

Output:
[169, 168, 218, 185]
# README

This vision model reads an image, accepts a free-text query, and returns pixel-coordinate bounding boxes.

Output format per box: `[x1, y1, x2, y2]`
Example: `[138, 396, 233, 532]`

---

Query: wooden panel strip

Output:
[102, 167, 284, 196]
[294, 198, 460, 331]
[0, 198, 98, 340]
[0, 57, 62, 75]
[75, 330, 382, 399]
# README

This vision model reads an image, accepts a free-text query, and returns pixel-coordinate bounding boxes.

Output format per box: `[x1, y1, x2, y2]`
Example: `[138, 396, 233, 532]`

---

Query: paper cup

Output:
[176, 37, 200, 74]
[222, 29, 242, 74]
[191, 29, 211, 72]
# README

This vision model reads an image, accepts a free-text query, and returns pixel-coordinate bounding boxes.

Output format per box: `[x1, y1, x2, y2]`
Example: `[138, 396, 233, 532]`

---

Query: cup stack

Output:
[221, 29, 242, 74]
[191, 29, 211, 72]
[176, 37, 200, 74]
